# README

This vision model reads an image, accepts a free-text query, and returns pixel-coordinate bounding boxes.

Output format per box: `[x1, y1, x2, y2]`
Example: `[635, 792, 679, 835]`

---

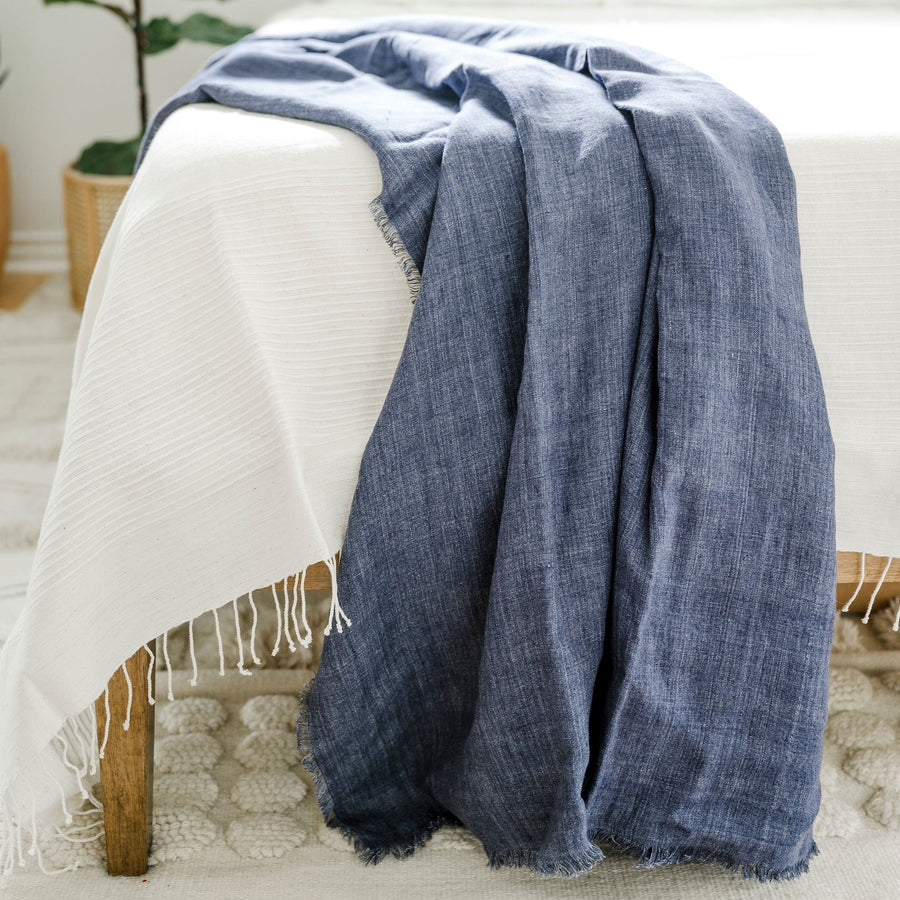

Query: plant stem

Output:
[98, 3, 132, 28]
[133, 0, 148, 135]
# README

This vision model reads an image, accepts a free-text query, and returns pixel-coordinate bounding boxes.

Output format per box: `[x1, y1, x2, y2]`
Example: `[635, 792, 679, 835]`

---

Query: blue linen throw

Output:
[140, 17, 836, 882]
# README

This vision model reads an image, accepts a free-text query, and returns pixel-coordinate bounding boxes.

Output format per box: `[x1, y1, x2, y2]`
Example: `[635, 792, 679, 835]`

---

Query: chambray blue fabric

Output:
[140, 17, 836, 881]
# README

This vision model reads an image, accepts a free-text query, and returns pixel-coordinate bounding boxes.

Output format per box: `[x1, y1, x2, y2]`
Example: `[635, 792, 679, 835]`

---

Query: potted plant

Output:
[0, 41, 9, 288]
[45, 0, 252, 308]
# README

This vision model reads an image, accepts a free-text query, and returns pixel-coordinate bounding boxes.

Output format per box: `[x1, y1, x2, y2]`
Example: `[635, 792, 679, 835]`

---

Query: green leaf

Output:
[142, 17, 181, 55]
[43, 0, 101, 6]
[74, 137, 142, 176]
[179, 12, 252, 45]
[143, 13, 252, 55]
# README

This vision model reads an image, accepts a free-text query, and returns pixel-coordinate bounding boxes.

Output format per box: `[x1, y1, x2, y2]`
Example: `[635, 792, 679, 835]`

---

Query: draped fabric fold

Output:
[133, 15, 835, 881]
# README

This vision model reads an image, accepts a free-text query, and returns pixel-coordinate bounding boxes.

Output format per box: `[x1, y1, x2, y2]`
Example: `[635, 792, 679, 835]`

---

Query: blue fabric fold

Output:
[140, 16, 836, 881]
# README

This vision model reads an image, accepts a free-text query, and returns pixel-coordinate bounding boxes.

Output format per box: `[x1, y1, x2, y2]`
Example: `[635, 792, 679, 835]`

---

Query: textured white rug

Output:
[4, 653, 900, 900]
[3, 277, 900, 898]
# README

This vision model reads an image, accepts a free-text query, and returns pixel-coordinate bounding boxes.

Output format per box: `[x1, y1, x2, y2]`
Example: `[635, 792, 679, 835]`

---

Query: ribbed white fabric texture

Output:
[1, 9, 899, 877]
[0, 107, 413, 851]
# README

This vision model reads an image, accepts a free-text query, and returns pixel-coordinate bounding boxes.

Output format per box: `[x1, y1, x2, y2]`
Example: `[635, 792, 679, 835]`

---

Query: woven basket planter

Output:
[0, 145, 9, 286]
[63, 166, 131, 310]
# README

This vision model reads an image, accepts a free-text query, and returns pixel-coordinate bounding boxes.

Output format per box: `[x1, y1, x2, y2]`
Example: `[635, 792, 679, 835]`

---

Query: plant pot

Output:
[63, 165, 131, 310]
[0, 144, 10, 287]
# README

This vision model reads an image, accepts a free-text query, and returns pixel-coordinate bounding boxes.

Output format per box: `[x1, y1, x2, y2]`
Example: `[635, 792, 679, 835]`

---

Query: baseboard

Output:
[7, 230, 67, 274]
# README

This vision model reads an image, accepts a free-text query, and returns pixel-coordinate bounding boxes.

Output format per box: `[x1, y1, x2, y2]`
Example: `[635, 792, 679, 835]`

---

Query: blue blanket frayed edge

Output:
[296, 679, 818, 883]
[368, 197, 421, 305]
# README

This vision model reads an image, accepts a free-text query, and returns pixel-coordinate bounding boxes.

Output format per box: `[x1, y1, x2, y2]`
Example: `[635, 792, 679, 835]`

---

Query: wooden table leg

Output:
[95, 643, 155, 875]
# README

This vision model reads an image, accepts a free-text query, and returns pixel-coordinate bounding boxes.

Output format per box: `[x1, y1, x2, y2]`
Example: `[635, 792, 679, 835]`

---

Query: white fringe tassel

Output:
[143, 643, 156, 707]
[38, 756, 72, 827]
[161, 631, 174, 701]
[15, 815, 24, 869]
[841, 551, 866, 613]
[299, 567, 313, 647]
[233, 598, 252, 676]
[292, 568, 313, 648]
[0, 559, 353, 879]
[121, 663, 133, 733]
[188, 619, 199, 687]
[246, 590, 261, 666]
[862, 555, 894, 625]
[841, 551, 898, 626]
[211, 608, 225, 677]
[97, 688, 110, 761]
[270, 584, 283, 657]
[52, 734, 88, 802]
[282, 578, 297, 654]
[323, 554, 351, 636]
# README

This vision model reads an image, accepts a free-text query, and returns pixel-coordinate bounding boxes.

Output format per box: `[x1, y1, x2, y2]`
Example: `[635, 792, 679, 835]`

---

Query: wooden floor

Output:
[0, 271, 53, 310]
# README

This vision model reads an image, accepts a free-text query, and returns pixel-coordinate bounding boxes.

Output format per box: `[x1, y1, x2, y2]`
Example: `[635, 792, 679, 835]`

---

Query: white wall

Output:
[0, 0, 292, 266]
